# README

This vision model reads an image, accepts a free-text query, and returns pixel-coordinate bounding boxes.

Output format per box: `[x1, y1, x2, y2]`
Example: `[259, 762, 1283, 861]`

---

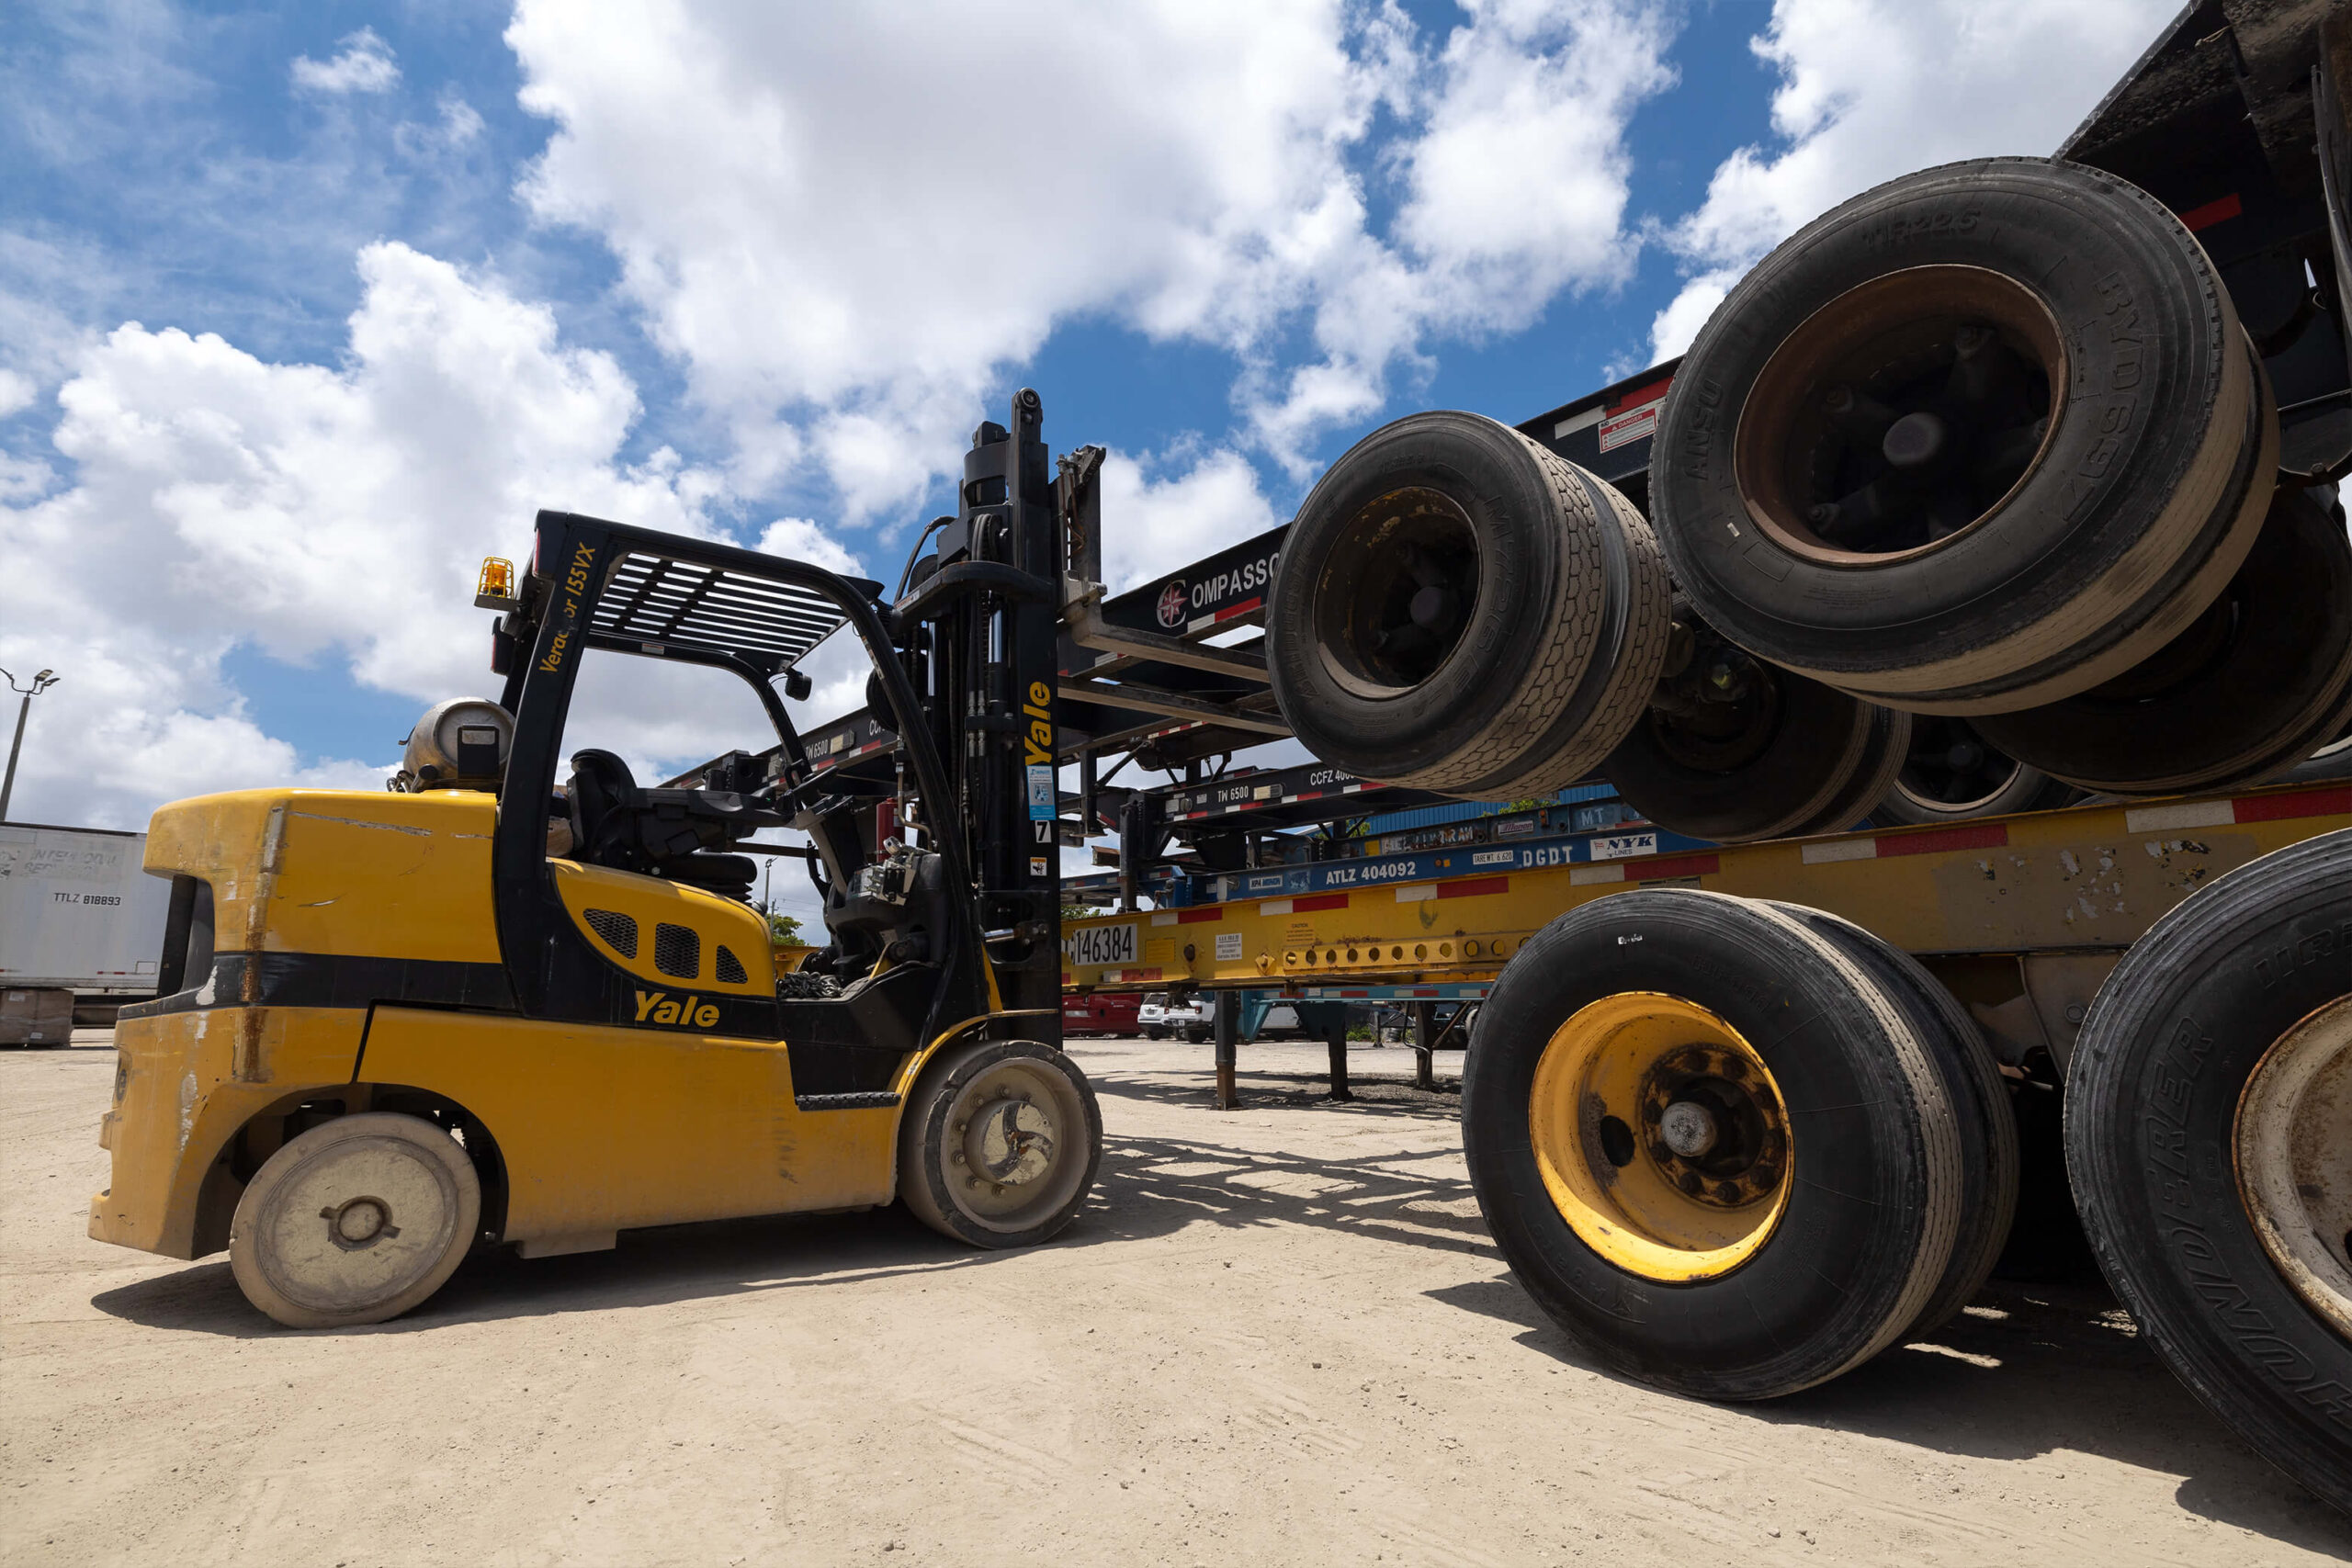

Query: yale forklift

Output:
[90, 391, 1099, 1328]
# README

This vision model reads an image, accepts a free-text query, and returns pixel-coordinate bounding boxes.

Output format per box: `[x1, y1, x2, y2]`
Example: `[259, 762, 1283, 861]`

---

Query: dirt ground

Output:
[4, 1033, 2346, 1567]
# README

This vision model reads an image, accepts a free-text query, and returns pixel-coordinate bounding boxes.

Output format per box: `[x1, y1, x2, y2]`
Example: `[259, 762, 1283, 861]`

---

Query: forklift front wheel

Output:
[898, 1041, 1103, 1248]
[228, 1111, 481, 1329]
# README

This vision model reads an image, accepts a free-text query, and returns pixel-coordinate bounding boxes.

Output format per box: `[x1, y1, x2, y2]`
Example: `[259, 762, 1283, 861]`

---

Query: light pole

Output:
[0, 666, 60, 823]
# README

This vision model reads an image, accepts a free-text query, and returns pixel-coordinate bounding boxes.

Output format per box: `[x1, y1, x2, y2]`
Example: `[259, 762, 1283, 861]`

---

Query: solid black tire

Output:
[2066, 829, 2352, 1516]
[1768, 904, 2020, 1337]
[1874, 716, 2076, 825]
[1462, 889, 1962, 1399]
[1603, 665, 1902, 843]
[1971, 485, 2352, 795]
[1651, 157, 2275, 714]
[1266, 411, 1669, 795]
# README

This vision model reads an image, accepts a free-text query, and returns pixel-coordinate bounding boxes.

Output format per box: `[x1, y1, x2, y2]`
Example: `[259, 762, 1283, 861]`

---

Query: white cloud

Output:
[1648, 0, 2177, 362]
[505, 0, 1678, 508]
[396, 94, 487, 158]
[1098, 446, 1283, 592]
[0, 367, 37, 418]
[0, 242, 809, 829]
[290, 28, 401, 96]
[755, 516, 863, 579]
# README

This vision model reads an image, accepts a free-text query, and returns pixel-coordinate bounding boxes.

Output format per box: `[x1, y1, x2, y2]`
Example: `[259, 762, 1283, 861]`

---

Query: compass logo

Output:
[1157, 581, 1189, 629]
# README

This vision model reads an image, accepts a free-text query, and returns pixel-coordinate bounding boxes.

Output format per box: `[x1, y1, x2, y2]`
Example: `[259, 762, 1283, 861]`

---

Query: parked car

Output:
[1061, 990, 1142, 1037]
[1137, 992, 1213, 1042]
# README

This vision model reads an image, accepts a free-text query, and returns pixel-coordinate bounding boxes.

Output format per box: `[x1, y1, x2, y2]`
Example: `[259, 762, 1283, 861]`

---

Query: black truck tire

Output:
[1874, 715, 2076, 824]
[1970, 485, 2352, 795]
[1462, 889, 1962, 1400]
[1266, 412, 1670, 795]
[1602, 659, 1908, 843]
[1649, 157, 2277, 715]
[1768, 904, 2019, 1337]
[2066, 829, 2352, 1516]
[898, 1040, 1102, 1249]
[1787, 694, 1912, 837]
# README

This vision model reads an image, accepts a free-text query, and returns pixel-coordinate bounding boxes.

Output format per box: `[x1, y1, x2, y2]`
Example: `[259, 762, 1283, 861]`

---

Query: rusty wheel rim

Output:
[1734, 265, 2067, 567]
[1311, 486, 1484, 699]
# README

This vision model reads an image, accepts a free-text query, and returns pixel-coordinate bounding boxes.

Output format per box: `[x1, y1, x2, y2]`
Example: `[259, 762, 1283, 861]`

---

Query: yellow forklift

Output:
[90, 392, 1098, 1327]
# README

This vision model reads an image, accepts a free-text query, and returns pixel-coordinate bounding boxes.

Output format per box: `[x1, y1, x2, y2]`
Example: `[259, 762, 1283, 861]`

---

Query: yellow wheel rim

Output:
[1529, 992, 1793, 1281]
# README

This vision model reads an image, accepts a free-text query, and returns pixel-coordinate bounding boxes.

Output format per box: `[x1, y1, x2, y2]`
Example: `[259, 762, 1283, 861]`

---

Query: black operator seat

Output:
[567, 749, 642, 870]
[564, 749, 760, 901]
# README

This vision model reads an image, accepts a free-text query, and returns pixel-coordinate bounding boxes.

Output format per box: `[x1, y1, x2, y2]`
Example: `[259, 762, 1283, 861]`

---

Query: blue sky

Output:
[0, 1, 2177, 837]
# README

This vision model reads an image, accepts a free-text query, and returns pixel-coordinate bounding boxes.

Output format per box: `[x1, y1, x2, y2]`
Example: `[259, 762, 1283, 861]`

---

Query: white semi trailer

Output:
[0, 823, 171, 1043]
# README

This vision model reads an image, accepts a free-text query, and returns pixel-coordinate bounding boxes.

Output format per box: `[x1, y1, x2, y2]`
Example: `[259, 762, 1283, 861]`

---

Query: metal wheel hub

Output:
[322, 1195, 401, 1250]
[1645, 621, 1782, 773]
[1637, 1046, 1786, 1208]
[1896, 715, 2022, 811]
[1528, 992, 1795, 1282]
[256, 1136, 460, 1311]
[1735, 265, 2065, 564]
[2234, 996, 2352, 1339]
[937, 1057, 1092, 1233]
[964, 1096, 1058, 1188]
[1312, 486, 1483, 696]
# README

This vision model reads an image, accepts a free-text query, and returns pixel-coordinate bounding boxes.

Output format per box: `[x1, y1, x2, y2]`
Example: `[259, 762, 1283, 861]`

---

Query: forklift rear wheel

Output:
[228, 1112, 481, 1330]
[899, 1041, 1103, 1248]
[2066, 829, 2352, 1517]
[1463, 888, 1962, 1399]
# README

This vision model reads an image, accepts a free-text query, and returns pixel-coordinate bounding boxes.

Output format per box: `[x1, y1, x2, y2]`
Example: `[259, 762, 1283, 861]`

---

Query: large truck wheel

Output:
[1971, 485, 2352, 795]
[898, 1040, 1102, 1248]
[1462, 888, 1962, 1399]
[1874, 715, 2075, 825]
[1767, 904, 2018, 1336]
[1650, 157, 2277, 716]
[2067, 829, 2352, 1517]
[1265, 411, 1670, 796]
[1601, 612, 1910, 842]
[229, 1112, 481, 1329]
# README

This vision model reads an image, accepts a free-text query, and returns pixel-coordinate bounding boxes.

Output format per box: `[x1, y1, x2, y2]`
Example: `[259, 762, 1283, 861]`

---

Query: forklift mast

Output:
[920, 389, 1067, 1028]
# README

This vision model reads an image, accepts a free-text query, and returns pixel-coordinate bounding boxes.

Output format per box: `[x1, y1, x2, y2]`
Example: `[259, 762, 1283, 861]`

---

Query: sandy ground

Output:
[4, 1032, 2347, 1567]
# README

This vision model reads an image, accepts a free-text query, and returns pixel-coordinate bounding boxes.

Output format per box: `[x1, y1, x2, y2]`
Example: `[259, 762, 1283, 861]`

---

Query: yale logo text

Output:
[634, 990, 721, 1029]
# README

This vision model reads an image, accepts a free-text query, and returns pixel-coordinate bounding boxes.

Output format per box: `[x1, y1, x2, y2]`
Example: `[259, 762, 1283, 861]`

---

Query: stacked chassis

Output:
[1032, 4, 2352, 1513]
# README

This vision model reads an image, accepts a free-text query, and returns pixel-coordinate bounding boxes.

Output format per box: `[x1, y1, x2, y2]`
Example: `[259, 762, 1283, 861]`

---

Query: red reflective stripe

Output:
[1437, 874, 1509, 899]
[1213, 596, 1262, 623]
[1177, 908, 1221, 924]
[1634, 853, 1720, 881]
[1876, 822, 2008, 857]
[1293, 893, 1351, 912]
[2235, 785, 2352, 823]
[1611, 378, 1672, 412]
[2178, 193, 2241, 231]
